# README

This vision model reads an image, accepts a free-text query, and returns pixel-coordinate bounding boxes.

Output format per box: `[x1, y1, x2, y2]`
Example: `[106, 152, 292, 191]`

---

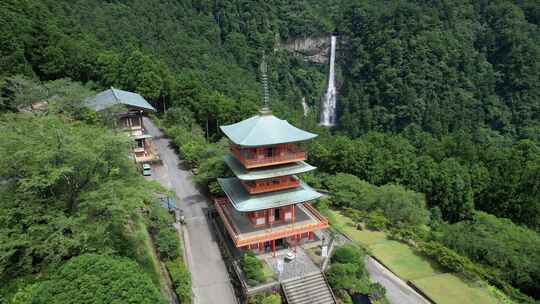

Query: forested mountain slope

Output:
[0, 0, 336, 119]
[336, 0, 540, 140]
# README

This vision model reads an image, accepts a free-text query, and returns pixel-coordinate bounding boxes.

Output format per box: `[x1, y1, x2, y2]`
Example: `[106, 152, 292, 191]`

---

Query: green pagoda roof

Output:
[87, 87, 156, 112]
[224, 155, 316, 180]
[220, 114, 317, 147]
[217, 177, 322, 212]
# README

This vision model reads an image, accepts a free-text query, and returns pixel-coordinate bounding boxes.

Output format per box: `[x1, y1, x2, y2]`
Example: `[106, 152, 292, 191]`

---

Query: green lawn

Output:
[412, 274, 501, 304]
[369, 241, 441, 280]
[327, 209, 504, 304]
[329, 210, 388, 246]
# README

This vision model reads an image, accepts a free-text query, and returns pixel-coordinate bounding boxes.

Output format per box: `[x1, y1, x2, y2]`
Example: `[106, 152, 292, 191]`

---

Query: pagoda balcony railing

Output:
[230, 145, 306, 169]
[241, 176, 300, 194]
[302, 202, 329, 226]
[213, 198, 328, 248]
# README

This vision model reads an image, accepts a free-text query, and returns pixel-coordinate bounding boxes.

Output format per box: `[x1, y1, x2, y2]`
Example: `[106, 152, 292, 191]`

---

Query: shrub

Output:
[163, 106, 196, 129]
[342, 208, 368, 222]
[332, 245, 365, 270]
[149, 203, 173, 232]
[155, 228, 180, 261]
[249, 293, 281, 304]
[166, 259, 192, 304]
[325, 173, 375, 209]
[326, 263, 363, 291]
[193, 155, 228, 196]
[240, 252, 266, 285]
[417, 241, 478, 280]
[302, 172, 328, 190]
[366, 212, 389, 231]
[368, 282, 386, 301]
[334, 289, 352, 304]
[148, 203, 180, 261]
[374, 184, 430, 227]
[388, 226, 428, 243]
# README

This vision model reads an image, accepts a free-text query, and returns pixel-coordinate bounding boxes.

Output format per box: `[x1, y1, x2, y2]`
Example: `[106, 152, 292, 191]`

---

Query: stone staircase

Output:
[281, 272, 336, 304]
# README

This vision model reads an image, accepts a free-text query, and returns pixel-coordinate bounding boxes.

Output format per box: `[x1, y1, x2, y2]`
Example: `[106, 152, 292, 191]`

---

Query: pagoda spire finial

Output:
[259, 53, 271, 115]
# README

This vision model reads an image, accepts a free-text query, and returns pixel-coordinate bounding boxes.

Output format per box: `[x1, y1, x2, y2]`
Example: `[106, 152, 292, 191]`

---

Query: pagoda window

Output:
[265, 147, 273, 157]
[274, 208, 281, 221]
[121, 117, 130, 128]
[284, 210, 292, 221]
[131, 117, 141, 127]
[255, 211, 266, 226]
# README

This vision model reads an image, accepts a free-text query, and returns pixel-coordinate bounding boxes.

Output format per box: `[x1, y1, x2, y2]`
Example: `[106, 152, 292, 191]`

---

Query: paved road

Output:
[144, 117, 237, 304]
[365, 256, 430, 304]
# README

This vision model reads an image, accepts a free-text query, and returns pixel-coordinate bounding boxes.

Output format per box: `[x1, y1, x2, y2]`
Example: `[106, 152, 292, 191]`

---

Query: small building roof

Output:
[220, 114, 317, 147]
[224, 155, 316, 180]
[87, 87, 156, 112]
[217, 177, 322, 212]
[133, 133, 153, 140]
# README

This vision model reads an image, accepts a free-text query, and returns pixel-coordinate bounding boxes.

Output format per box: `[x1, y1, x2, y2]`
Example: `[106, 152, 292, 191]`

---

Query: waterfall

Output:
[320, 35, 337, 126]
[301, 97, 309, 117]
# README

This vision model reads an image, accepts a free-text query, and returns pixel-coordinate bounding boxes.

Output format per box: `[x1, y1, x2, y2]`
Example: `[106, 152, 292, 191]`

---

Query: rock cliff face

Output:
[278, 36, 330, 64]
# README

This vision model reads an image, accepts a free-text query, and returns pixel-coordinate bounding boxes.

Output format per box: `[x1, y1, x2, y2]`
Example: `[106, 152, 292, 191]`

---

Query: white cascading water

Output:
[301, 97, 309, 117]
[320, 35, 337, 126]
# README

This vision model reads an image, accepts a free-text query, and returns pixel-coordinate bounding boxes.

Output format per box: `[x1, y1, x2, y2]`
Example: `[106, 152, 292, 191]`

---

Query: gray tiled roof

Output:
[87, 87, 156, 112]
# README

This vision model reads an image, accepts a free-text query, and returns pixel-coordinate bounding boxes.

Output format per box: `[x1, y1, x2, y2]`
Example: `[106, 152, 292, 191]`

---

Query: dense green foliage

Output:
[417, 241, 479, 280]
[327, 245, 388, 303]
[148, 204, 181, 261]
[0, 0, 334, 125]
[0, 114, 157, 279]
[11, 254, 165, 304]
[314, 172, 539, 301]
[436, 212, 540, 298]
[166, 259, 192, 304]
[310, 131, 540, 228]
[336, 0, 540, 139]
[240, 252, 266, 286]
[249, 293, 282, 304]
[325, 173, 430, 227]
[0, 82, 171, 302]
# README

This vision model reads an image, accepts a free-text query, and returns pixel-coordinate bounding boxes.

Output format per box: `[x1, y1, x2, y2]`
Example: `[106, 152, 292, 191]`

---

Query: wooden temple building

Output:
[87, 87, 158, 163]
[215, 108, 329, 254]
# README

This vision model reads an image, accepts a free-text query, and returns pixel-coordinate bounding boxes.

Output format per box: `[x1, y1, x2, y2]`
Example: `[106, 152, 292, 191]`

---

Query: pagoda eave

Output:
[217, 177, 322, 212]
[220, 114, 317, 147]
[223, 155, 316, 180]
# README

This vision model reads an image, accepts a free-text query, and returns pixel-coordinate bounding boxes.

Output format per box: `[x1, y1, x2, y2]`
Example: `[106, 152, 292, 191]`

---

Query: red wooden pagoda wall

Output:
[247, 205, 296, 227]
[230, 144, 306, 168]
[241, 175, 300, 194]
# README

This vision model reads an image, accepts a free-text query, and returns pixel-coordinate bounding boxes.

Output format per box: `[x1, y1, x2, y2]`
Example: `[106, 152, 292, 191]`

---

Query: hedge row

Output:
[166, 259, 192, 304]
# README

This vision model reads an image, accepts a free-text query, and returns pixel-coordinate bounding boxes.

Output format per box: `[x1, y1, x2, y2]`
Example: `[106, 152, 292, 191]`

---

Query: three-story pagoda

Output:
[215, 108, 329, 254]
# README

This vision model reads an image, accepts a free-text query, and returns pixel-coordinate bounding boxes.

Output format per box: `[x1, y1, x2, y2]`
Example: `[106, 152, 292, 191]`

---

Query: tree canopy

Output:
[12, 254, 165, 304]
